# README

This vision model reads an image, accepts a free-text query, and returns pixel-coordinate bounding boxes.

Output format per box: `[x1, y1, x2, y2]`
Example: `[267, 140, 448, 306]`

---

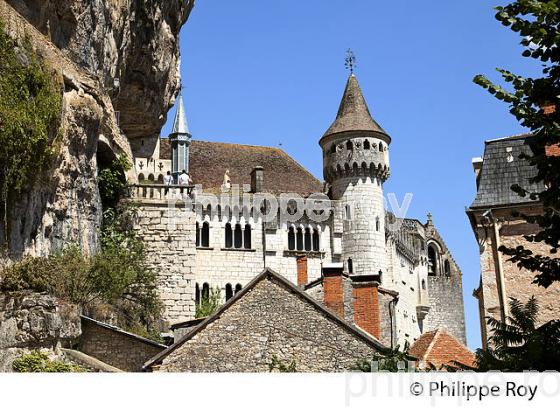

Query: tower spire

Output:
[169, 86, 192, 178]
[172, 87, 190, 136]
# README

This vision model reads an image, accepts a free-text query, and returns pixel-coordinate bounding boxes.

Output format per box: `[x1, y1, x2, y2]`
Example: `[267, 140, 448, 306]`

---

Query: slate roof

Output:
[470, 134, 544, 208]
[160, 139, 323, 196]
[143, 268, 389, 369]
[321, 74, 390, 143]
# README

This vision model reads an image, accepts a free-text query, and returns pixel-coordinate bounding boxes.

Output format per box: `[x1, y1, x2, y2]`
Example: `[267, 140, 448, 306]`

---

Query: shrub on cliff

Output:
[0, 18, 62, 244]
[12, 351, 84, 373]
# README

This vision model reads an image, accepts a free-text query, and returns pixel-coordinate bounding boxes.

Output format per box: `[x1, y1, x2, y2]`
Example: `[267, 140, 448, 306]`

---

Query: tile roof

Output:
[143, 268, 389, 369]
[410, 328, 476, 370]
[160, 139, 323, 196]
[321, 74, 389, 142]
[470, 134, 544, 209]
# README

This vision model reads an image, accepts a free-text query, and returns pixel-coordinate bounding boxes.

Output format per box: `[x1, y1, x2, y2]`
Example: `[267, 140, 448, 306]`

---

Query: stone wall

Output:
[425, 276, 467, 344]
[133, 200, 196, 324]
[156, 275, 383, 372]
[0, 291, 81, 371]
[79, 317, 165, 372]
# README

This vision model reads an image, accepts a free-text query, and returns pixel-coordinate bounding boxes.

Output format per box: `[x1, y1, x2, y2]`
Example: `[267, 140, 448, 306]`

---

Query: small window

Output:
[288, 227, 295, 250]
[201, 222, 210, 247]
[244, 224, 252, 249]
[376, 216, 380, 232]
[202, 283, 210, 301]
[347, 258, 353, 274]
[364, 139, 370, 150]
[346, 140, 353, 150]
[312, 229, 320, 251]
[234, 224, 243, 249]
[195, 283, 200, 305]
[422, 279, 426, 290]
[444, 260, 451, 277]
[296, 228, 304, 251]
[235, 283, 242, 294]
[225, 284, 233, 301]
[428, 245, 438, 276]
[196, 222, 200, 247]
[225, 223, 233, 248]
[379, 143, 384, 152]
[304, 227, 312, 251]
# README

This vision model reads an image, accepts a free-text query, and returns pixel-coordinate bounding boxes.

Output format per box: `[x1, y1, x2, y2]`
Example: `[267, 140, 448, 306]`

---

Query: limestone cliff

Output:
[0, 0, 193, 259]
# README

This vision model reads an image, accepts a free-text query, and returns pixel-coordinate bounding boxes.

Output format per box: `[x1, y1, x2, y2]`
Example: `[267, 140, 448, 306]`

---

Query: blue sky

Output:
[161, 0, 542, 350]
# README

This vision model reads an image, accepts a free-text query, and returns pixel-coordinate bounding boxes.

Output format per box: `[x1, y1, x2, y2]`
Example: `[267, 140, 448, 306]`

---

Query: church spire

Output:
[321, 74, 389, 142]
[169, 89, 192, 178]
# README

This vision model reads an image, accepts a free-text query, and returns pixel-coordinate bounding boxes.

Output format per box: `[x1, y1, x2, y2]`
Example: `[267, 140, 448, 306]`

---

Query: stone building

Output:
[467, 134, 560, 347]
[131, 73, 467, 348]
[144, 268, 388, 372]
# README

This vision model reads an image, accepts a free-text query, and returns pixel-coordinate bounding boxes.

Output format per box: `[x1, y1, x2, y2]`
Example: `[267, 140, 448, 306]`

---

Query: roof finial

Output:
[345, 49, 357, 75]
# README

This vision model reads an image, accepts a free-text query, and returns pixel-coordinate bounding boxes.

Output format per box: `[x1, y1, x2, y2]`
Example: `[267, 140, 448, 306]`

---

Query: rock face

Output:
[0, 291, 81, 371]
[0, 0, 193, 259]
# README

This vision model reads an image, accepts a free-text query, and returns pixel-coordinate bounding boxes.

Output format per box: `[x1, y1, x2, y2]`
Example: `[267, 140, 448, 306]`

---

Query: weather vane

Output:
[345, 49, 357, 74]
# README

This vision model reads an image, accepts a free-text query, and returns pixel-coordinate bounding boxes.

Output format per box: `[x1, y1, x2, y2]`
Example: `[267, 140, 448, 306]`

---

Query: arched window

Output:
[421, 279, 426, 290]
[148, 173, 155, 181]
[225, 223, 233, 248]
[202, 283, 210, 301]
[217, 205, 222, 221]
[376, 216, 380, 232]
[288, 227, 295, 250]
[201, 222, 210, 247]
[345, 204, 352, 220]
[330, 144, 336, 154]
[304, 227, 312, 251]
[195, 283, 200, 305]
[157, 174, 164, 184]
[346, 140, 353, 150]
[364, 139, 370, 150]
[138, 173, 145, 182]
[347, 258, 353, 274]
[225, 283, 233, 301]
[444, 260, 451, 277]
[379, 143, 384, 152]
[312, 229, 320, 251]
[296, 228, 304, 251]
[244, 224, 252, 249]
[428, 245, 438, 276]
[234, 223, 243, 249]
[235, 283, 242, 294]
[196, 222, 200, 247]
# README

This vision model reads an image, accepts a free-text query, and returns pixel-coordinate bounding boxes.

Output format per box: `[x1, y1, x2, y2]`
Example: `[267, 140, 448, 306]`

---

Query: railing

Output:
[127, 184, 195, 201]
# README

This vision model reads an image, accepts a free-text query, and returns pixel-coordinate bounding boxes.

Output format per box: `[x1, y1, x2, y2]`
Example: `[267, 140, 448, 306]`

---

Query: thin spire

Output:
[171, 88, 190, 136]
[322, 74, 388, 139]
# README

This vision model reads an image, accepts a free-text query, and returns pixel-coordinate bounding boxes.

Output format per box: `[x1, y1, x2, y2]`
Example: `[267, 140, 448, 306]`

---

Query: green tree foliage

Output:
[0, 19, 61, 243]
[98, 154, 131, 210]
[195, 287, 221, 318]
[474, 1, 560, 287]
[476, 297, 560, 371]
[12, 351, 84, 373]
[353, 342, 419, 372]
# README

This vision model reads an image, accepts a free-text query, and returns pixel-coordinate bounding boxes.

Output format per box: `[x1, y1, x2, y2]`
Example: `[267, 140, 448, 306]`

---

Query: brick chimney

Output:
[322, 263, 344, 317]
[296, 254, 308, 286]
[351, 276, 381, 339]
[250, 166, 264, 193]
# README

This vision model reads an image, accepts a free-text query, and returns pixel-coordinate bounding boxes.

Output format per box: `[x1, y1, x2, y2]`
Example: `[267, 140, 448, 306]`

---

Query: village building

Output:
[131, 73, 468, 349]
[467, 134, 560, 347]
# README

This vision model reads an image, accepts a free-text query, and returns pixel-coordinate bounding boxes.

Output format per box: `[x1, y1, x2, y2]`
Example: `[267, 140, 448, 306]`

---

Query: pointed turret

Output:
[321, 74, 390, 143]
[169, 92, 192, 180]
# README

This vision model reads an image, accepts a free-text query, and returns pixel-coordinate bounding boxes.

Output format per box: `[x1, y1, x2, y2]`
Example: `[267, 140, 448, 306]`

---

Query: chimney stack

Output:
[351, 276, 381, 339]
[250, 166, 264, 193]
[322, 263, 344, 317]
[296, 254, 308, 287]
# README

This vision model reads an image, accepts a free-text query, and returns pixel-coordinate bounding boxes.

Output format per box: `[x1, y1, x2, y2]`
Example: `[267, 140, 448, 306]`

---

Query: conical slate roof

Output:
[322, 74, 388, 140]
[171, 93, 190, 135]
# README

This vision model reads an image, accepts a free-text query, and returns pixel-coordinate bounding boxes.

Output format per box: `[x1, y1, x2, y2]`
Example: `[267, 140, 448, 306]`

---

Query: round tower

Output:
[320, 74, 391, 277]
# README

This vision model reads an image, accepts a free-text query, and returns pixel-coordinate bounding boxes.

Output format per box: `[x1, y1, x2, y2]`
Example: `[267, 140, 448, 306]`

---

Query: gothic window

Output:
[148, 174, 155, 181]
[157, 174, 164, 184]
[202, 283, 210, 301]
[346, 140, 353, 150]
[376, 216, 380, 231]
[217, 205, 222, 221]
[347, 258, 353, 274]
[288, 227, 295, 250]
[225, 223, 233, 248]
[304, 228, 312, 251]
[225, 284, 233, 301]
[196, 222, 200, 247]
[444, 260, 451, 277]
[235, 283, 242, 294]
[201, 222, 210, 247]
[234, 223, 243, 249]
[244, 224, 252, 249]
[296, 228, 304, 251]
[364, 139, 370, 150]
[195, 283, 200, 305]
[428, 245, 438, 276]
[312, 229, 320, 251]
[138, 173, 145, 182]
